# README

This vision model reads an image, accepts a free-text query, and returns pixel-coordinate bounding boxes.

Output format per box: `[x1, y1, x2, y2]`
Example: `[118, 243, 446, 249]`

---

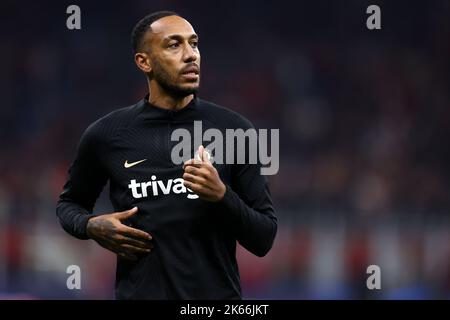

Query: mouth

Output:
[181, 65, 200, 80]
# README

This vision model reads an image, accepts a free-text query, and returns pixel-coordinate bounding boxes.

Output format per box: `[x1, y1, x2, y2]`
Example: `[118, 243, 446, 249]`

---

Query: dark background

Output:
[0, 0, 449, 299]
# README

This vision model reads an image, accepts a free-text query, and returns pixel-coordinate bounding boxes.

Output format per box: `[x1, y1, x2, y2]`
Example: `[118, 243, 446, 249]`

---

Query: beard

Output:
[151, 60, 199, 98]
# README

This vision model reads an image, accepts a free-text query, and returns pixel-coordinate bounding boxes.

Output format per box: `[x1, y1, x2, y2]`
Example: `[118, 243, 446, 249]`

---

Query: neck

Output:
[148, 80, 194, 111]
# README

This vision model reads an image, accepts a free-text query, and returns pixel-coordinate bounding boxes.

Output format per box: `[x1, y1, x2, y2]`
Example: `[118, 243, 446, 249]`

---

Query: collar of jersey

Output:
[138, 93, 198, 120]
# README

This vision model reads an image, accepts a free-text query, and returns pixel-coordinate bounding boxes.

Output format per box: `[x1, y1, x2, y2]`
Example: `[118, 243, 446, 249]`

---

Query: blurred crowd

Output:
[0, 0, 449, 299]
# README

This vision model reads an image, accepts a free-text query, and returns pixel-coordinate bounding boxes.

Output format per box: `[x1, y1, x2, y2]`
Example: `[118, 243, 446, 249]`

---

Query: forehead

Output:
[148, 15, 196, 41]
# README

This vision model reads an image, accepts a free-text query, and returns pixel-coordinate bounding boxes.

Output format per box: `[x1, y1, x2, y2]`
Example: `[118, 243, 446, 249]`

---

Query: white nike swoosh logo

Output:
[124, 159, 147, 168]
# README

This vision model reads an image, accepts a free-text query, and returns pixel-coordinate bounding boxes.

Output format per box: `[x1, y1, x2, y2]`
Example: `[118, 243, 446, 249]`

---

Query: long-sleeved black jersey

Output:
[56, 95, 277, 299]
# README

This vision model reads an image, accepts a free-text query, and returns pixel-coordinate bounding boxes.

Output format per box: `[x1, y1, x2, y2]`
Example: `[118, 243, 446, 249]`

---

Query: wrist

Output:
[217, 182, 226, 202]
[85, 216, 97, 239]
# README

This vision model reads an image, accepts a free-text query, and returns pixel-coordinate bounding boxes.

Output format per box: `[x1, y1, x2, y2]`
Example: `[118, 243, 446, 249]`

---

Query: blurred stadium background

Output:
[0, 0, 449, 299]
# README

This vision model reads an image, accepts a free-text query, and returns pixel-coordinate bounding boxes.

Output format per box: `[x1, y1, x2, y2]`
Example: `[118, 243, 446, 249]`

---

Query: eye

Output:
[168, 42, 180, 49]
[191, 41, 199, 48]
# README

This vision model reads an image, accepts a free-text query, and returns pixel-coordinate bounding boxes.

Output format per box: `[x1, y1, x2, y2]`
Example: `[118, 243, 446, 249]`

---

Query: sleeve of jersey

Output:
[56, 122, 109, 240]
[217, 157, 278, 258]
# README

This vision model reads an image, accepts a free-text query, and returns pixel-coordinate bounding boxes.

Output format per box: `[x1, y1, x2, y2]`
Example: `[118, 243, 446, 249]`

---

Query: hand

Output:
[183, 145, 226, 202]
[86, 207, 153, 261]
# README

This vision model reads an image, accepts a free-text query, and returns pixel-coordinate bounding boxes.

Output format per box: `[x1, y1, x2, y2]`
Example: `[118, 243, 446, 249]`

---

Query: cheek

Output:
[156, 55, 179, 73]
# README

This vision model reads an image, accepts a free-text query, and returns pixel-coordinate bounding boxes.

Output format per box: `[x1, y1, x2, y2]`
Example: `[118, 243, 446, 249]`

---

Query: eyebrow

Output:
[163, 34, 198, 42]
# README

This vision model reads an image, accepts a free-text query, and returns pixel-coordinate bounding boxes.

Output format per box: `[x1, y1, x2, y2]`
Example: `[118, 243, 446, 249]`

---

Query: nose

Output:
[182, 43, 199, 63]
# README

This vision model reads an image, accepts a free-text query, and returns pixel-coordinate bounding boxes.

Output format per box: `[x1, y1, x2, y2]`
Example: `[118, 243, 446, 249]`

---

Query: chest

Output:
[101, 121, 230, 200]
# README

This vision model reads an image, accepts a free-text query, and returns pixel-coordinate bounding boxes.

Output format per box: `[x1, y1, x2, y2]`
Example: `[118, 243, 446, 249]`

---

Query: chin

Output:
[169, 86, 198, 98]
[181, 85, 199, 94]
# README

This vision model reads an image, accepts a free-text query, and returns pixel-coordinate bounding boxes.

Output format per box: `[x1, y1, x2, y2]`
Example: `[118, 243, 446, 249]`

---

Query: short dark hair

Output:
[131, 11, 180, 54]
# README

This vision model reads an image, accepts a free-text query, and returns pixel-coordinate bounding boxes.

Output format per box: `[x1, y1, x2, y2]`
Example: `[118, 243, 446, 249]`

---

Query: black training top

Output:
[56, 95, 277, 299]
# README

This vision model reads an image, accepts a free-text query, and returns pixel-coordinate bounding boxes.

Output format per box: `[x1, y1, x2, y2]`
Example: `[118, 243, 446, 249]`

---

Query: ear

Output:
[134, 52, 152, 73]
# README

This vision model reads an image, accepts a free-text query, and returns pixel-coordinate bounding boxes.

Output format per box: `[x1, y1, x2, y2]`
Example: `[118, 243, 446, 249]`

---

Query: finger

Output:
[183, 180, 196, 191]
[183, 159, 194, 169]
[184, 165, 198, 174]
[183, 180, 206, 194]
[98, 239, 137, 261]
[117, 242, 150, 257]
[183, 159, 203, 169]
[198, 145, 205, 162]
[184, 166, 209, 178]
[119, 225, 152, 241]
[202, 147, 212, 164]
[116, 234, 154, 249]
[183, 172, 207, 185]
[117, 252, 138, 261]
[114, 207, 138, 220]
[121, 244, 152, 254]
[183, 159, 215, 171]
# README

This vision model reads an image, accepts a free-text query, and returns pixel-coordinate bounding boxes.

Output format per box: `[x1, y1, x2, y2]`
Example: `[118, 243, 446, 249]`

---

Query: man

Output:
[56, 11, 277, 299]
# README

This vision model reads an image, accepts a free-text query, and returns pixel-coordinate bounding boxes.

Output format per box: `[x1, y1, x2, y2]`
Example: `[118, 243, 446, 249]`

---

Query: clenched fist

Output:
[183, 145, 226, 202]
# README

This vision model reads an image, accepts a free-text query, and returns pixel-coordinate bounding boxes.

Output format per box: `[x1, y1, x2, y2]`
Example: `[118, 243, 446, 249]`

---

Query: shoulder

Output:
[82, 100, 144, 143]
[196, 98, 255, 130]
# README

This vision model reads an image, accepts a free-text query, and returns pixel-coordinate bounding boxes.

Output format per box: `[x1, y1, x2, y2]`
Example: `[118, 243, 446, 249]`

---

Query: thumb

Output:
[115, 207, 138, 220]
[197, 145, 205, 162]
[202, 147, 211, 164]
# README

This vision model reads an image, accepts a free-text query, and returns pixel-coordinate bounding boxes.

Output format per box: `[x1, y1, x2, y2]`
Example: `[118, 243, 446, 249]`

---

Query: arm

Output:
[56, 123, 109, 239]
[183, 146, 278, 257]
[218, 164, 277, 257]
[56, 122, 153, 260]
